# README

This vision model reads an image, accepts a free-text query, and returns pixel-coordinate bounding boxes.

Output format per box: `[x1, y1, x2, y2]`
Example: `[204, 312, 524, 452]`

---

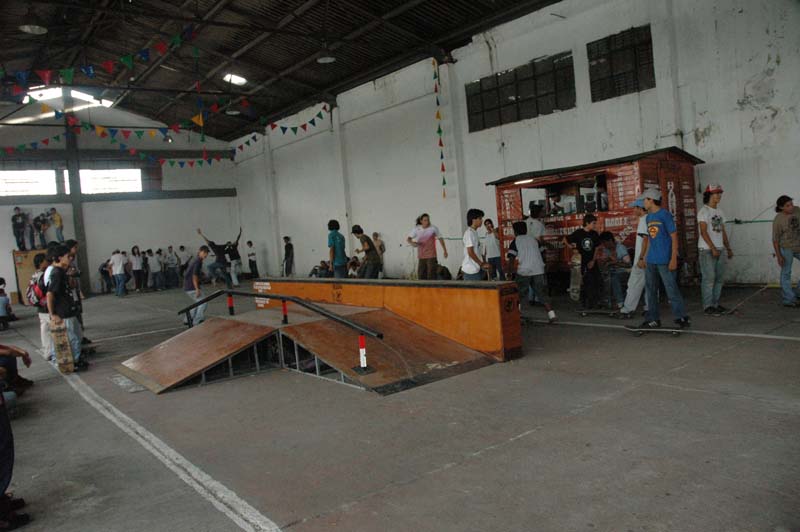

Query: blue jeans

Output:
[55, 226, 64, 242]
[605, 269, 624, 307]
[779, 248, 800, 304]
[114, 273, 126, 296]
[152, 271, 165, 290]
[645, 262, 687, 322]
[207, 261, 232, 288]
[463, 272, 483, 281]
[487, 257, 504, 280]
[333, 265, 347, 279]
[699, 250, 726, 309]
[185, 290, 207, 325]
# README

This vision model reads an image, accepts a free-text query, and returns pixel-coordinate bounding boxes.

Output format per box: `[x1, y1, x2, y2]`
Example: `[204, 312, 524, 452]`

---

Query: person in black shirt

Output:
[197, 228, 232, 288]
[10, 207, 26, 251]
[32, 213, 49, 249]
[46, 245, 86, 370]
[282, 236, 294, 277]
[224, 228, 243, 287]
[565, 214, 602, 309]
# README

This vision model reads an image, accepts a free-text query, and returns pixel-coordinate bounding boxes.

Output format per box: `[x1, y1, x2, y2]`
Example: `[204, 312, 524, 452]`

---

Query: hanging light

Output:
[19, 5, 48, 35]
[225, 108, 241, 116]
[317, 42, 336, 64]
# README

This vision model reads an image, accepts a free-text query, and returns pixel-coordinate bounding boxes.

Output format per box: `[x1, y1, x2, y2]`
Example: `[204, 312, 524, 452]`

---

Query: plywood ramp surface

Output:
[282, 310, 493, 394]
[118, 318, 275, 394]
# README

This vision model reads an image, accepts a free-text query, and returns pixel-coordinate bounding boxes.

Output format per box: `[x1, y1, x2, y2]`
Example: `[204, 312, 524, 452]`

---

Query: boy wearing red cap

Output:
[698, 183, 733, 314]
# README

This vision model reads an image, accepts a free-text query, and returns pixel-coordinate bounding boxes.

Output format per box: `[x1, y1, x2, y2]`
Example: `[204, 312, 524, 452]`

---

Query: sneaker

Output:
[547, 310, 557, 322]
[783, 301, 800, 308]
[714, 305, 727, 313]
[81, 337, 93, 345]
[704, 307, 719, 316]
[638, 320, 661, 329]
[617, 312, 633, 319]
[675, 316, 691, 329]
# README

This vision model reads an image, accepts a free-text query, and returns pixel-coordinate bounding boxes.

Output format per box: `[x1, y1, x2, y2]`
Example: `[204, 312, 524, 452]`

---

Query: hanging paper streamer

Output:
[433, 59, 446, 199]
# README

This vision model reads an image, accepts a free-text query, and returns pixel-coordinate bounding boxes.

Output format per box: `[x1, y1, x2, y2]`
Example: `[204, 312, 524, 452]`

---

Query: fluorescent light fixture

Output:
[225, 108, 241, 116]
[19, 6, 48, 35]
[70, 90, 95, 102]
[100, 99, 114, 108]
[514, 179, 534, 185]
[317, 41, 336, 64]
[223, 73, 247, 86]
[28, 88, 62, 101]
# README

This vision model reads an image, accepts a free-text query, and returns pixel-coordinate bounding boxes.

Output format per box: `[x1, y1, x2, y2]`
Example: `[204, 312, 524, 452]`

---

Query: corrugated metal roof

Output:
[1, 0, 561, 140]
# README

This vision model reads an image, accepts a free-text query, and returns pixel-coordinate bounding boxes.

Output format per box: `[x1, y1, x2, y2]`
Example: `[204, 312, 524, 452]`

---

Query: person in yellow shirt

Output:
[49, 207, 64, 242]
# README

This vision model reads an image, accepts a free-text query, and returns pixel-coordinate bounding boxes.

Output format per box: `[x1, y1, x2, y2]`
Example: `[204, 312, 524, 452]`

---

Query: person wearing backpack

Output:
[27, 253, 52, 358]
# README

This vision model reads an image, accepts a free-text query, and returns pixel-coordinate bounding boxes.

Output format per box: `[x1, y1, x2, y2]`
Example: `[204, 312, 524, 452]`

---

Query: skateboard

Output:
[624, 325, 681, 337]
[51, 323, 74, 374]
[568, 250, 581, 302]
[579, 310, 618, 318]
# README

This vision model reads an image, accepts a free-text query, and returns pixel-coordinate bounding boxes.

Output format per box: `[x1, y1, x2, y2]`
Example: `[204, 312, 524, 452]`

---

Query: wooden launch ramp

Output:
[119, 279, 521, 395]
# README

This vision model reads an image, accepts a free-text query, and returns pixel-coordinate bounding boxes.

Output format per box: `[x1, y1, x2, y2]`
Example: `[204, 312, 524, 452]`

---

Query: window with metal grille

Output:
[587, 25, 655, 102]
[466, 51, 576, 133]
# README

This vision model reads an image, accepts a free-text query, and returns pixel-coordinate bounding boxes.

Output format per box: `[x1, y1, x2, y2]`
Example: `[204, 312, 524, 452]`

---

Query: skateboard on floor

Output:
[51, 323, 74, 374]
[624, 325, 681, 337]
[568, 251, 581, 302]
[579, 309, 619, 318]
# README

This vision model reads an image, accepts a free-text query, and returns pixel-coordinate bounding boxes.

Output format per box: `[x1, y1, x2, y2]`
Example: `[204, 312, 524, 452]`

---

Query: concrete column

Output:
[62, 89, 91, 296]
[264, 132, 283, 276]
[332, 105, 353, 256]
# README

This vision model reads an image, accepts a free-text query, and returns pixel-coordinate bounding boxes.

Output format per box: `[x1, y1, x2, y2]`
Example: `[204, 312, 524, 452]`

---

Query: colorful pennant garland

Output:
[433, 59, 446, 199]
[266, 104, 329, 137]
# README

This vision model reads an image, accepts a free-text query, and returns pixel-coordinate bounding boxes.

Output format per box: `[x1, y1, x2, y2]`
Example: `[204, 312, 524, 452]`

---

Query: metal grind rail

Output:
[177, 289, 384, 340]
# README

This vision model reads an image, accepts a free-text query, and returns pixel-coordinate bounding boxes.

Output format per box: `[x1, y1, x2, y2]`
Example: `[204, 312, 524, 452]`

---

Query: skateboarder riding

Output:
[638, 189, 690, 330]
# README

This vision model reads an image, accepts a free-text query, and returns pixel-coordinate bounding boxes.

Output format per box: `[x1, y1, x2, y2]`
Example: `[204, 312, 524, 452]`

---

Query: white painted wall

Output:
[232, 0, 799, 284]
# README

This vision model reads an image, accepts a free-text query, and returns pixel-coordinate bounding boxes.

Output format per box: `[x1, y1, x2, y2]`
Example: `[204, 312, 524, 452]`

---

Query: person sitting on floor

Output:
[0, 343, 33, 399]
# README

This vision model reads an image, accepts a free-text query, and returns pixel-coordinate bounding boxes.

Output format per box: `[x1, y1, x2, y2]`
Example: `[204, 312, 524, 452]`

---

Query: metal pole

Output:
[62, 89, 91, 296]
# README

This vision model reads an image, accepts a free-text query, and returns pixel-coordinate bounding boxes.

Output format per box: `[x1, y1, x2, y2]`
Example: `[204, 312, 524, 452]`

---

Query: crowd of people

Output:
[10, 207, 65, 250]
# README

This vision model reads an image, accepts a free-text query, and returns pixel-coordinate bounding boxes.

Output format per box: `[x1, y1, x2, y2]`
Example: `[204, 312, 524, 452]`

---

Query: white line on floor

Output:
[63, 373, 281, 532]
[91, 327, 185, 343]
[526, 318, 800, 342]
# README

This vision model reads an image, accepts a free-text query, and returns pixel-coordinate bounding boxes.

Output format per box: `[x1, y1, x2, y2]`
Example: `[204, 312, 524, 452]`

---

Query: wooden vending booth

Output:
[486, 147, 704, 282]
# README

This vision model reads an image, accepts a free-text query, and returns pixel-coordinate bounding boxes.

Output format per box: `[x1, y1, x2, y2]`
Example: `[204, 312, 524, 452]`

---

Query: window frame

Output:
[587, 24, 656, 103]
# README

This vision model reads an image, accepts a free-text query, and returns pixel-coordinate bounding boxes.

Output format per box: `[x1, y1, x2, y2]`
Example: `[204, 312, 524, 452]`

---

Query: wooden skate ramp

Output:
[119, 318, 276, 394]
[282, 309, 494, 394]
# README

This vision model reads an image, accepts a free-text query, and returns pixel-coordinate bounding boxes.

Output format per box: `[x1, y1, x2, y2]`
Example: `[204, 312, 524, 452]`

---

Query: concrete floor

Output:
[1, 286, 799, 532]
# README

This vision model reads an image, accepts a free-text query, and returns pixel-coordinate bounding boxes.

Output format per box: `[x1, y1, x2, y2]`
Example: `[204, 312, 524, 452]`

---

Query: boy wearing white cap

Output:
[618, 198, 649, 318]
[638, 188, 691, 329]
[698, 183, 733, 314]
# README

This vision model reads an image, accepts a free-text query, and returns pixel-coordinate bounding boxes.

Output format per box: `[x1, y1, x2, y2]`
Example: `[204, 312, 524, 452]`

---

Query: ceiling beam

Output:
[62, 0, 113, 69]
[152, 0, 326, 118]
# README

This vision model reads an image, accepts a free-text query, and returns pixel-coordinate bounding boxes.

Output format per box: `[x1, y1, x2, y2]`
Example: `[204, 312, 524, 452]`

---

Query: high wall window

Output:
[466, 51, 576, 133]
[587, 25, 655, 102]
[0, 170, 57, 196]
[65, 169, 143, 194]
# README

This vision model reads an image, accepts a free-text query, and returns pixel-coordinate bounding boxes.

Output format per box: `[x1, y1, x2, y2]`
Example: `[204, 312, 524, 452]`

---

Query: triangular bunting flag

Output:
[157, 128, 168, 137]
[200, 132, 205, 142]
[169, 160, 176, 167]
[82, 122, 91, 131]
[129, 147, 137, 155]
[30, 142, 38, 150]
[438, 138, 444, 147]
[170, 34, 182, 47]
[432, 59, 437, 66]
[280, 126, 288, 135]
[240, 98, 250, 108]
[110, 138, 117, 144]
[12, 85, 23, 96]
[191, 114, 204, 127]
[59, 68, 74, 84]
[245, 140, 251, 146]
[154, 41, 168, 55]
[169, 124, 180, 133]
[291, 127, 298, 135]
[121, 130, 131, 139]
[433, 71, 438, 80]
[270, 123, 278, 130]
[148, 129, 156, 138]
[259, 116, 268, 126]
[16, 144, 26, 152]
[101, 60, 115, 74]
[441, 162, 446, 172]
[139, 152, 147, 160]
[440, 151, 444, 160]
[119, 143, 127, 151]
[316, 111, 324, 119]
[15, 71, 30, 84]
[437, 125, 443, 136]
[120, 55, 134, 70]
[147, 156, 156, 164]
[251, 135, 257, 142]
[309, 118, 316, 127]
[134, 130, 144, 139]
[206, 159, 212, 166]
[197, 160, 204, 167]
[214, 154, 221, 162]
[35, 70, 53, 85]
[4, 147, 14, 155]
[300, 124, 307, 132]
[95, 125, 106, 137]
[210, 103, 219, 113]
[54, 110, 63, 119]
[40, 104, 52, 114]
[237, 145, 244, 151]
[436, 97, 440, 106]
[108, 128, 118, 138]
[158, 158, 166, 166]
[41, 138, 49, 146]
[80, 65, 95, 78]
[178, 161, 185, 168]
[322, 104, 329, 112]
[138, 49, 150, 62]
[194, 81, 201, 93]
[53, 135, 61, 142]
[435, 110, 442, 120]
[72, 127, 82, 135]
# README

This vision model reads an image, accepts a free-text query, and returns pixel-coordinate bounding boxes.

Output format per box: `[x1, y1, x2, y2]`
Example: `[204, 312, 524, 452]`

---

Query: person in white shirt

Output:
[698, 183, 733, 314]
[407, 213, 448, 280]
[108, 250, 128, 297]
[130, 246, 145, 292]
[618, 199, 649, 319]
[525, 206, 546, 244]
[482, 219, 503, 280]
[507, 221, 556, 322]
[246, 241, 259, 278]
[462, 209, 489, 281]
